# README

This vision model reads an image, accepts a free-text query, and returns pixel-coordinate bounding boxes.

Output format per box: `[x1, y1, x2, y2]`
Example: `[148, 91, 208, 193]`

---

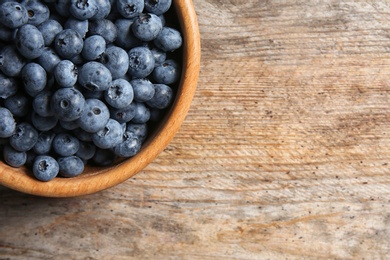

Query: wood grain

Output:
[2, 0, 390, 259]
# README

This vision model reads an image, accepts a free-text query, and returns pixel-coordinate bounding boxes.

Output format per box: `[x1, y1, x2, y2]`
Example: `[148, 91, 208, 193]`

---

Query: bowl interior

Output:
[0, 0, 201, 197]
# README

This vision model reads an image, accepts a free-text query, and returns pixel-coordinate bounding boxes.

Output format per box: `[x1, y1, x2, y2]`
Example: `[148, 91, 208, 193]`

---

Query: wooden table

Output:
[2, 0, 390, 259]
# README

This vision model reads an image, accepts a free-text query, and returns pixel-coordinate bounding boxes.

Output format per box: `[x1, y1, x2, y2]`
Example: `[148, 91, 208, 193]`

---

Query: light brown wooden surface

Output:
[2, 0, 390, 259]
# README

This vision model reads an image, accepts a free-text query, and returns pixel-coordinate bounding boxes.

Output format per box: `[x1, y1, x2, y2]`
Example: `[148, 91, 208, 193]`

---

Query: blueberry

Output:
[130, 78, 155, 102]
[92, 118, 123, 149]
[31, 111, 58, 131]
[54, 0, 71, 17]
[0, 71, 18, 99]
[109, 102, 136, 124]
[92, 147, 116, 166]
[21, 0, 50, 26]
[126, 122, 147, 142]
[33, 155, 59, 181]
[146, 83, 173, 109]
[69, 0, 98, 20]
[9, 122, 39, 152]
[88, 19, 118, 43]
[37, 19, 63, 46]
[54, 60, 78, 87]
[78, 98, 110, 133]
[153, 26, 182, 52]
[116, 0, 144, 19]
[4, 93, 31, 118]
[50, 87, 85, 121]
[114, 18, 142, 50]
[15, 24, 45, 59]
[52, 132, 80, 156]
[32, 90, 54, 117]
[144, 0, 172, 15]
[59, 119, 80, 130]
[58, 155, 84, 177]
[33, 131, 55, 155]
[113, 131, 141, 157]
[132, 13, 162, 41]
[0, 2, 29, 29]
[99, 46, 129, 79]
[75, 141, 96, 160]
[21, 62, 47, 97]
[36, 47, 61, 74]
[78, 61, 112, 91]
[3, 145, 26, 167]
[81, 35, 106, 61]
[131, 102, 150, 123]
[54, 29, 84, 59]
[0, 45, 26, 77]
[0, 107, 16, 138]
[104, 78, 134, 109]
[127, 46, 155, 78]
[64, 17, 89, 39]
[91, 0, 111, 20]
[152, 59, 180, 84]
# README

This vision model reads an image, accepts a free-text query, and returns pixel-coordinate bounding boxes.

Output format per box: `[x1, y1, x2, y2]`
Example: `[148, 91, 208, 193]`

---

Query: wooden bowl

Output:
[0, 0, 201, 197]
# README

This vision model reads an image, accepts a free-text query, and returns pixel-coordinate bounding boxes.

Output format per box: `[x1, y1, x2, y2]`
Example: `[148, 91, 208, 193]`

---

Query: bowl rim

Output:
[0, 0, 201, 197]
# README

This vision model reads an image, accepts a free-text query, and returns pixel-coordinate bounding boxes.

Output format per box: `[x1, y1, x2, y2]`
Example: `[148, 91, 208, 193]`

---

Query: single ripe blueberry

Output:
[81, 35, 106, 61]
[109, 102, 136, 124]
[0, 45, 26, 77]
[78, 61, 112, 92]
[116, 0, 144, 19]
[78, 98, 110, 133]
[9, 122, 39, 152]
[36, 47, 61, 74]
[88, 19, 118, 43]
[0, 71, 18, 99]
[15, 24, 45, 59]
[54, 29, 84, 59]
[4, 93, 30, 118]
[99, 46, 129, 79]
[69, 0, 98, 20]
[131, 102, 150, 123]
[127, 46, 155, 78]
[130, 78, 155, 102]
[144, 0, 172, 15]
[21, 0, 50, 26]
[75, 141, 96, 160]
[132, 13, 162, 41]
[52, 132, 80, 156]
[0, 2, 29, 29]
[31, 112, 58, 132]
[64, 17, 89, 38]
[0, 107, 16, 138]
[92, 118, 123, 149]
[104, 79, 134, 109]
[152, 59, 180, 85]
[21, 62, 47, 97]
[58, 155, 84, 177]
[33, 131, 55, 155]
[153, 26, 182, 52]
[146, 83, 174, 109]
[37, 19, 63, 46]
[54, 60, 78, 87]
[113, 131, 141, 157]
[3, 145, 27, 167]
[51, 87, 86, 121]
[32, 90, 54, 117]
[33, 155, 59, 181]
[126, 122, 147, 142]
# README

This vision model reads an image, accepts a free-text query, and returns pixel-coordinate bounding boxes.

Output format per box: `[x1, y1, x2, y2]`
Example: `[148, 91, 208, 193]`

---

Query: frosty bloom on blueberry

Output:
[0, 0, 183, 181]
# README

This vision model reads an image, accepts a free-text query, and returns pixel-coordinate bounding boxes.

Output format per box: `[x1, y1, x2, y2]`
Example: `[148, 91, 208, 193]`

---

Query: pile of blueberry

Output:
[0, 0, 182, 181]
